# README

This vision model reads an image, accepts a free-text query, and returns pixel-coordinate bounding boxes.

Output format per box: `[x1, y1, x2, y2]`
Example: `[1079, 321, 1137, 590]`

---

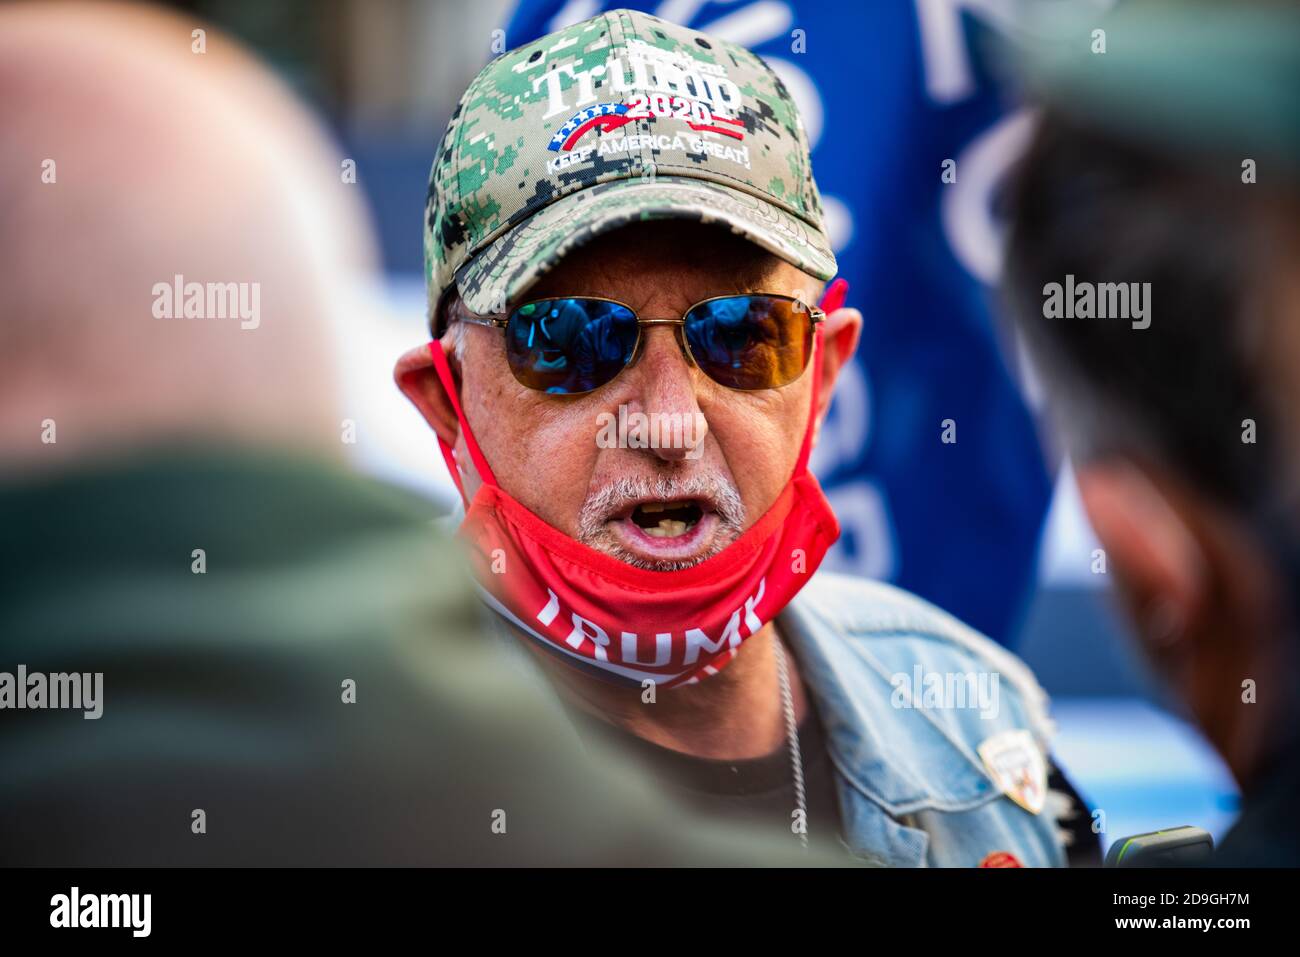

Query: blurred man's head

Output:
[0, 1, 377, 473]
[1003, 4, 1300, 787]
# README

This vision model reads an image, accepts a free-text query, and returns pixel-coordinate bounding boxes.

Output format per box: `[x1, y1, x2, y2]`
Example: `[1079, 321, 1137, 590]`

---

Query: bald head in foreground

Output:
[0, 2, 838, 866]
[0, 1, 369, 468]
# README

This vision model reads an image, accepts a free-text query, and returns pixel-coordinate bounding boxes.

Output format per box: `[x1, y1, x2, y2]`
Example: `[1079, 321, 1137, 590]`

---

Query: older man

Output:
[398, 8, 1091, 866]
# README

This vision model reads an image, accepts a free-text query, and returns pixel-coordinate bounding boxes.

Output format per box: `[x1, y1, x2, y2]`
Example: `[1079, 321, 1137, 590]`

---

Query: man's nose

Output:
[622, 325, 709, 462]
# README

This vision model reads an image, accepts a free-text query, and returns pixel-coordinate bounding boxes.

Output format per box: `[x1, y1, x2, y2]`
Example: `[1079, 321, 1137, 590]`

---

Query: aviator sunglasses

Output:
[458, 294, 825, 395]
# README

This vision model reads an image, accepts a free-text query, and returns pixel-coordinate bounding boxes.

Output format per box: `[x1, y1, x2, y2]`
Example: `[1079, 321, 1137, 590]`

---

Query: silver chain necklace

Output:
[773, 639, 808, 849]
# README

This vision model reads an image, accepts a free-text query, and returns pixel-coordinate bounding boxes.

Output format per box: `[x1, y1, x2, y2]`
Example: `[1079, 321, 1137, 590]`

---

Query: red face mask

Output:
[428, 282, 845, 689]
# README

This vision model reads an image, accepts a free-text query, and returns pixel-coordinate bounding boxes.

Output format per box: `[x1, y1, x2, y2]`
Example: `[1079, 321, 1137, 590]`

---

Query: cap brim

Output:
[452, 176, 837, 316]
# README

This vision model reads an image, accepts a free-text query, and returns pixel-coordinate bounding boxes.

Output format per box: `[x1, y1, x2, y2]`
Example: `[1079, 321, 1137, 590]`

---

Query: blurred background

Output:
[148, 0, 1238, 850]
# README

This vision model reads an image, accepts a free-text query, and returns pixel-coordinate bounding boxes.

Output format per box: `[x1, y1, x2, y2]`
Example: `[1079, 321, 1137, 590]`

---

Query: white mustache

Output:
[577, 472, 746, 541]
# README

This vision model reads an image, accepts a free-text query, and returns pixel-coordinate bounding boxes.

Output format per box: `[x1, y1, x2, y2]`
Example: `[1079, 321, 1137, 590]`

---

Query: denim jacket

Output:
[778, 571, 1068, 868]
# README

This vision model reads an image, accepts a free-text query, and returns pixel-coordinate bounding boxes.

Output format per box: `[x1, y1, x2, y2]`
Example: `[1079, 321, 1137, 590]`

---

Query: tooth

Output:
[641, 518, 688, 539]
[640, 502, 668, 513]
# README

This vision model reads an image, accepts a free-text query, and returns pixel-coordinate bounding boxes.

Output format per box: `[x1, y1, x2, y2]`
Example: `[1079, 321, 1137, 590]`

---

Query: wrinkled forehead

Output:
[523, 220, 819, 303]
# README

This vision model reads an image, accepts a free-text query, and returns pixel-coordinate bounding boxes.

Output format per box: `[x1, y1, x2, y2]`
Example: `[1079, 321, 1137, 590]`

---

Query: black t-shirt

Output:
[567, 701, 847, 854]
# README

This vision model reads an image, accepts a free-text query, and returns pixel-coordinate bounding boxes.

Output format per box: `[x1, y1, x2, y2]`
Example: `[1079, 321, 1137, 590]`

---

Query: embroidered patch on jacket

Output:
[978, 729, 1046, 815]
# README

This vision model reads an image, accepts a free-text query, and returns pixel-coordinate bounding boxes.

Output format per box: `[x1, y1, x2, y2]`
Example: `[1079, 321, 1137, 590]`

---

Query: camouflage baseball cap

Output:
[425, 7, 836, 334]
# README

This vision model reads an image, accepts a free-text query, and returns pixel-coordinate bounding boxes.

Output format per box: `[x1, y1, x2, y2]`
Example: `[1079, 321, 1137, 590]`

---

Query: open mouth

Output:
[629, 500, 705, 538]
[590, 488, 732, 567]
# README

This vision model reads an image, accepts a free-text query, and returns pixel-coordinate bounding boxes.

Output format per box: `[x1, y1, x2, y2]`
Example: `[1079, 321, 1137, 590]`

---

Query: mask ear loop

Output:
[794, 277, 848, 476]
[428, 339, 500, 508]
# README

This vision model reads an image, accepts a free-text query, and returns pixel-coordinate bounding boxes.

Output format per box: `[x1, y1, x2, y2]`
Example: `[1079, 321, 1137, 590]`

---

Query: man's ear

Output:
[394, 338, 461, 451]
[813, 306, 862, 433]
[1075, 459, 1210, 652]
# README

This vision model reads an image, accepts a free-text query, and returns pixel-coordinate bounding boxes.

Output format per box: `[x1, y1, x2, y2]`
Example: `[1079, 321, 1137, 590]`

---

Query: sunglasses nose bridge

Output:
[632, 318, 696, 370]
[622, 323, 704, 413]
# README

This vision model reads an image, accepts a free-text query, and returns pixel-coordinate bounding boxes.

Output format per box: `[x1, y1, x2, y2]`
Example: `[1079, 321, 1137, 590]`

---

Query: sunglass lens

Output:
[505, 298, 638, 394]
[684, 295, 813, 390]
